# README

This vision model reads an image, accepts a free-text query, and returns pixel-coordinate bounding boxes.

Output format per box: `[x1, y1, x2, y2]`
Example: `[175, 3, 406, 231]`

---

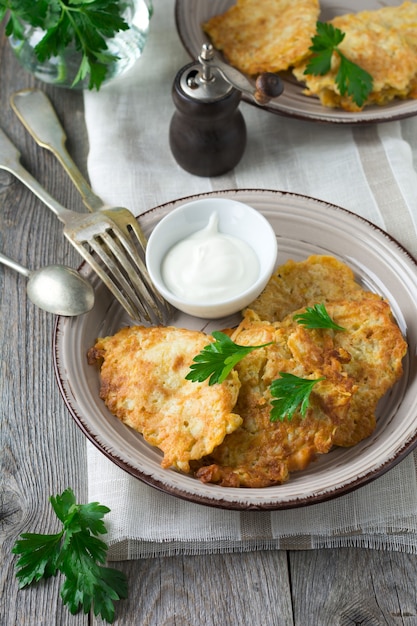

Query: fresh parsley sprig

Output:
[293, 302, 346, 331]
[185, 330, 272, 386]
[304, 21, 373, 108]
[270, 373, 324, 422]
[12, 488, 127, 623]
[0, 0, 130, 90]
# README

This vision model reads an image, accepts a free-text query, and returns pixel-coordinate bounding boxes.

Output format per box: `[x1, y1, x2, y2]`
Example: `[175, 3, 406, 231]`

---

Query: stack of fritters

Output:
[202, 0, 417, 111]
[247, 255, 407, 450]
[293, 2, 417, 111]
[195, 313, 356, 487]
[88, 255, 407, 488]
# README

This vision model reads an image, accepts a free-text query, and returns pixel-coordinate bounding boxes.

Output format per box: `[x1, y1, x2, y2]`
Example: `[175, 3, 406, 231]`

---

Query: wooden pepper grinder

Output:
[169, 43, 284, 177]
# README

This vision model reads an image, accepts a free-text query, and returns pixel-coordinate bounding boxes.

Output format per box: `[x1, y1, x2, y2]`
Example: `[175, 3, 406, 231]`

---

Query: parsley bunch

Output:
[12, 488, 127, 623]
[0, 0, 130, 89]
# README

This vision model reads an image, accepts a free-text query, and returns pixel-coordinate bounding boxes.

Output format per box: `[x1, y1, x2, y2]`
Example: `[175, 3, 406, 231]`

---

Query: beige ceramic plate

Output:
[54, 189, 417, 510]
[174, 0, 417, 124]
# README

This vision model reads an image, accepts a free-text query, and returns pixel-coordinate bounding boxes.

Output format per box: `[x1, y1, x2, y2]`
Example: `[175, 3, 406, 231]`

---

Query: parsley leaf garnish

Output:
[12, 488, 127, 623]
[185, 330, 272, 386]
[270, 373, 324, 422]
[304, 21, 373, 108]
[293, 302, 345, 331]
[0, 0, 130, 90]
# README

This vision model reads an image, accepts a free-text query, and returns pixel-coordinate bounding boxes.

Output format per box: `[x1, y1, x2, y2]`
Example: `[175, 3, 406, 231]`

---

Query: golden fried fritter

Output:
[314, 299, 408, 446]
[245, 255, 380, 323]
[195, 295, 406, 487]
[195, 317, 356, 487]
[379, 1, 417, 52]
[293, 2, 417, 111]
[202, 0, 320, 75]
[87, 326, 242, 473]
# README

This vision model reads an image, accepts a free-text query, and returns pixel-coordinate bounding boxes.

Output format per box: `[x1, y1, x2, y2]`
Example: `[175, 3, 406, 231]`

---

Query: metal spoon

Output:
[0, 252, 95, 316]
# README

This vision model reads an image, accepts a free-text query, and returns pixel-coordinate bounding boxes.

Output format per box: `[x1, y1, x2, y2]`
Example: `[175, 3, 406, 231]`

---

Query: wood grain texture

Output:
[1, 20, 417, 626]
[110, 552, 293, 626]
[0, 24, 89, 626]
[290, 548, 417, 625]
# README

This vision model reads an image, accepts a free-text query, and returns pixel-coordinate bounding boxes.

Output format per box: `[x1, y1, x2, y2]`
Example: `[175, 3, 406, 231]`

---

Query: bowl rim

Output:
[145, 197, 278, 308]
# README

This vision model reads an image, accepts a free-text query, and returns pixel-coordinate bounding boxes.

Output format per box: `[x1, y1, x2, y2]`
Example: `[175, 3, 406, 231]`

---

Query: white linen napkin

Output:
[84, 0, 417, 559]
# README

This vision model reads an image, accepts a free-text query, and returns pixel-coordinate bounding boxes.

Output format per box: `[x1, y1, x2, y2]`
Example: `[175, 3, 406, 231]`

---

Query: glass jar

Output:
[9, 0, 152, 89]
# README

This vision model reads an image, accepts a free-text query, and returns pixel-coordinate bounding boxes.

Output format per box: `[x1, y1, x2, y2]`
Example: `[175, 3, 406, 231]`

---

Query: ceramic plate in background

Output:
[174, 0, 417, 124]
[54, 189, 417, 510]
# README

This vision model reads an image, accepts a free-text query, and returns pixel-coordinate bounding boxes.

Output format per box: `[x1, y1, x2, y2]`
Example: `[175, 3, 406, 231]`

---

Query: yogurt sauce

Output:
[161, 212, 260, 301]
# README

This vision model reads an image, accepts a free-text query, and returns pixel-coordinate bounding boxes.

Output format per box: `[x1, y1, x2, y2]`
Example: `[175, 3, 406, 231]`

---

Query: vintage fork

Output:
[11, 88, 118, 214]
[0, 128, 171, 325]
[1, 103, 171, 325]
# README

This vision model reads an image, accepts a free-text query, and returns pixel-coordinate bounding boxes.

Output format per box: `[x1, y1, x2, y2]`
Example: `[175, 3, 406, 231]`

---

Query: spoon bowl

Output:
[0, 252, 95, 316]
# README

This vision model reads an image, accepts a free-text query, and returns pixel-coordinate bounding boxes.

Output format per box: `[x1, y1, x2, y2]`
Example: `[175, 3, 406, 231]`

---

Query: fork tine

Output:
[125, 219, 148, 252]
[66, 236, 142, 321]
[70, 229, 171, 325]
[61, 206, 173, 324]
[70, 214, 172, 323]
[97, 231, 168, 322]
[102, 222, 158, 298]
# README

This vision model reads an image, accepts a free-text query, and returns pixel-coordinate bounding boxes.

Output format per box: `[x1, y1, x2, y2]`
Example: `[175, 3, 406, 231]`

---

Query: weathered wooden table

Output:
[1, 24, 417, 626]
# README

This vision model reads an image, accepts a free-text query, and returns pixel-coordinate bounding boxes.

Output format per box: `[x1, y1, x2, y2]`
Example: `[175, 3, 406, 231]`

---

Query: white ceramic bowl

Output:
[145, 197, 278, 318]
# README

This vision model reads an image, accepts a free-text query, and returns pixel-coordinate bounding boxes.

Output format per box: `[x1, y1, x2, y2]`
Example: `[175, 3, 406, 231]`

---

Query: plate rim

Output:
[174, 0, 417, 125]
[53, 188, 417, 511]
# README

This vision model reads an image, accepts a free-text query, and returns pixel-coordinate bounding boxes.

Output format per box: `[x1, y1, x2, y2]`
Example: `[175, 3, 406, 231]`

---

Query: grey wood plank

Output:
[290, 548, 417, 625]
[0, 26, 88, 626]
[103, 552, 294, 626]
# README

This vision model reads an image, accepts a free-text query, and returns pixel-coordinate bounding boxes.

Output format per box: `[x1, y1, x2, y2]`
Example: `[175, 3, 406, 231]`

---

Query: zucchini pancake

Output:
[88, 255, 407, 488]
[202, 0, 320, 75]
[87, 326, 242, 473]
